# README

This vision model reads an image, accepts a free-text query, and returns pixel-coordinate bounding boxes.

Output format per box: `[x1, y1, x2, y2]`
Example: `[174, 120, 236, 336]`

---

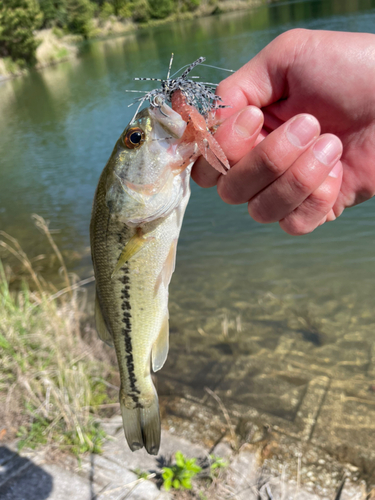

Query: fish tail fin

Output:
[140, 394, 161, 455]
[120, 387, 161, 456]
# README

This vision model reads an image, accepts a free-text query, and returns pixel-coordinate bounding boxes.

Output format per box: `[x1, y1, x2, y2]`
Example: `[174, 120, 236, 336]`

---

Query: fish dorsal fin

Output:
[152, 312, 169, 372]
[111, 232, 148, 279]
[95, 293, 113, 347]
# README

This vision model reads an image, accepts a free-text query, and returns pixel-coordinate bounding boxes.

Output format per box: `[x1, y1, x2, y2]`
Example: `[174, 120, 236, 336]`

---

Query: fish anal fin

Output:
[95, 294, 113, 347]
[152, 312, 169, 372]
[112, 232, 150, 279]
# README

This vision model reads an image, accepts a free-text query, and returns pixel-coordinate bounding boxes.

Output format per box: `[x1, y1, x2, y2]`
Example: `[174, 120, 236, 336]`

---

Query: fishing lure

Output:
[128, 55, 231, 174]
[128, 55, 229, 118]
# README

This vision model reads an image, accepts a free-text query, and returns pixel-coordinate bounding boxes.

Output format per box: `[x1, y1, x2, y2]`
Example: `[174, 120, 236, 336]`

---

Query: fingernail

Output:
[286, 114, 319, 147]
[234, 106, 263, 138]
[328, 162, 342, 178]
[313, 135, 343, 166]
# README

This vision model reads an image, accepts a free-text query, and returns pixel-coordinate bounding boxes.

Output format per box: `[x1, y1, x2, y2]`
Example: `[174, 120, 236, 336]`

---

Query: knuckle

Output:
[192, 160, 219, 188]
[280, 215, 313, 236]
[280, 188, 335, 236]
[248, 199, 274, 224]
[278, 28, 308, 48]
[289, 168, 312, 197]
[284, 28, 308, 40]
[304, 190, 334, 215]
[257, 148, 285, 178]
[218, 178, 242, 205]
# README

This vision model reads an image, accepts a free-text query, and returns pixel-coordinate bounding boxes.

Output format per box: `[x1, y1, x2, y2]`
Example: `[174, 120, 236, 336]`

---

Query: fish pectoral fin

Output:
[95, 293, 113, 347]
[111, 232, 151, 279]
[152, 312, 169, 372]
[154, 239, 177, 292]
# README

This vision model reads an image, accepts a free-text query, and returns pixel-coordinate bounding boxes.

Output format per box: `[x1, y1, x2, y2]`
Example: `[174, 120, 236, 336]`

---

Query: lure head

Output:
[104, 102, 195, 226]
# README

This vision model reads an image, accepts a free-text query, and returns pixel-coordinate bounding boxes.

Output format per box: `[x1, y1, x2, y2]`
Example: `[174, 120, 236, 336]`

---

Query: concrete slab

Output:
[0, 419, 367, 500]
[0, 443, 169, 500]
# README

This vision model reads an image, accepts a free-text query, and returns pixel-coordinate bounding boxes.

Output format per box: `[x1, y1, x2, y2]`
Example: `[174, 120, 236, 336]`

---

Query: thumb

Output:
[216, 29, 306, 118]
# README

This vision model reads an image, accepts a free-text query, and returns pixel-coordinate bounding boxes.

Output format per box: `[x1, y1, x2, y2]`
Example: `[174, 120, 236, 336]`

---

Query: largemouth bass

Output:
[91, 58, 229, 455]
[90, 101, 197, 455]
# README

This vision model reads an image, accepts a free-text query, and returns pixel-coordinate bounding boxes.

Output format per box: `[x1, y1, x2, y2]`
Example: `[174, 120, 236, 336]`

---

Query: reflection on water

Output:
[1, 0, 375, 477]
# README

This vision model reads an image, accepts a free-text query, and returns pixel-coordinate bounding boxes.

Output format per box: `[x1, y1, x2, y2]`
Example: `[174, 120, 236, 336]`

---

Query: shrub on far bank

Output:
[112, 0, 129, 15]
[0, 0, 43, 65]
[131, 0, 149, 22]
[180, 0, 199, 12]
[99, 0, 114, 18]
[148, 0, 173, 18]
[38, 0, 67, 28]
[66, 0, 94, 38]
[117, 2, 131, 18]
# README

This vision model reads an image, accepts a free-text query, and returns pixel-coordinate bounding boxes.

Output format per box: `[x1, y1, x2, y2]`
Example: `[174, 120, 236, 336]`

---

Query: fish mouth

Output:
[119, 103, 191, 200]
[149, 102, 187, 139]
[113, 102, 194, 226]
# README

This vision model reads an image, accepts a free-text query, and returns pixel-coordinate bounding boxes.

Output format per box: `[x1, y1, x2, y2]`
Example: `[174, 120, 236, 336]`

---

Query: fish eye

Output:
[124, 127, 145, 149]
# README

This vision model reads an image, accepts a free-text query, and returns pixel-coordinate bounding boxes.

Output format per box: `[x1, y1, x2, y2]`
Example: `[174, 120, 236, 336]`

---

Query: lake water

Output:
[2, 0, 375, 483]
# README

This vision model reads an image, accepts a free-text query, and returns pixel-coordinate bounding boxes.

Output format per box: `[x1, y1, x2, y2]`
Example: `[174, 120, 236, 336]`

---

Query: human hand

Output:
[192, 29, 375, 235]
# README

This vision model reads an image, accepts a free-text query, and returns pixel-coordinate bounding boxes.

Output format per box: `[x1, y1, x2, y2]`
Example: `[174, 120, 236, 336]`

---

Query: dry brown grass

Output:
[0, 215, 116, 455]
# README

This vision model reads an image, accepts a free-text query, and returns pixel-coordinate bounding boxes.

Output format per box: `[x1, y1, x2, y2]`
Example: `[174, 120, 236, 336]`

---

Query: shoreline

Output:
[0, 0, 264, 82]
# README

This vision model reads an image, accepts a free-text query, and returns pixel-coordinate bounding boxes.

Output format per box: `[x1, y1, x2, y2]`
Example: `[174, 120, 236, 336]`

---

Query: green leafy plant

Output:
[209, 454, 228, 471]
[162, 451, 202, 491]
[133, 468, 150, 480]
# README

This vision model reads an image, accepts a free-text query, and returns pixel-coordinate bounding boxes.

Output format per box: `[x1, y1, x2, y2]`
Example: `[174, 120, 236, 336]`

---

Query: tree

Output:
[38, 0, 68, 28]
[65, 0, 94, 38]
[0, 0, 42, 65]
[148, 0, 173, 18]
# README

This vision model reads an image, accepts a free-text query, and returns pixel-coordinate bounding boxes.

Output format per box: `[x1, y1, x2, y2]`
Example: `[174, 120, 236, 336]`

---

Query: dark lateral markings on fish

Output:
[120, 267, 141, 403]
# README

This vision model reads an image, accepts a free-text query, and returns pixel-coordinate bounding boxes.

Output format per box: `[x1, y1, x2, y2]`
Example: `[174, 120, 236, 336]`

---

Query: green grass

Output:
[55, 47, 69, 59]
[1, 57, 23, 75]
[132, 451, 229, 495]
[0, 216, 116, 456]
[162, 451, 202, 491]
